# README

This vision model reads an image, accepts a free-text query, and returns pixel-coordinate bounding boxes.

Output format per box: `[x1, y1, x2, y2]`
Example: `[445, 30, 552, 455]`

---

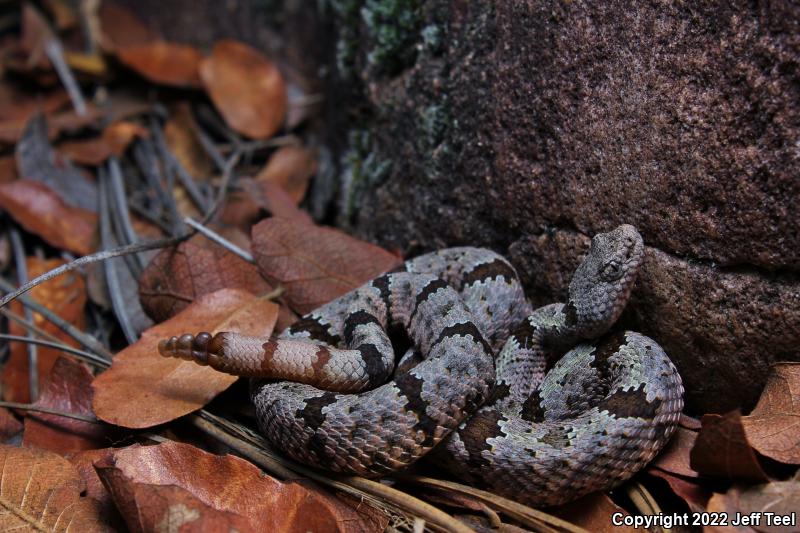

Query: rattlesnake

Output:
[159, 225, 683, 506]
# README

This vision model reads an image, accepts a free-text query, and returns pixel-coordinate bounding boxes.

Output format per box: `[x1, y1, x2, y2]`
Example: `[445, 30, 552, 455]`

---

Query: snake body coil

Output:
[160, 225, 683, 506]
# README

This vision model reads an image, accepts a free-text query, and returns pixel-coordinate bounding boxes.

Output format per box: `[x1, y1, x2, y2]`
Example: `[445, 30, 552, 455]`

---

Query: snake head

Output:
[566, 224, 644, 338]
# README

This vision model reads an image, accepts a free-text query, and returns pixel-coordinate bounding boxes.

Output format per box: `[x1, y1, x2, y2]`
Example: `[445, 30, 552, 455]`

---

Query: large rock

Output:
[329, 1, 800, 413]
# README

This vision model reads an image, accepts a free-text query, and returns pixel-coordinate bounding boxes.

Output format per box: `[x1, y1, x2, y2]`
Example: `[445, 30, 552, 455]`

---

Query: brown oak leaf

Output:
[23, 357, 109, 454]
[690, 410, 769, 484]
[95, 441, 385, 533]
[742, 363, 800, 464]
[199, 40, 287, 139]
[117, 41, 203, 88]
[255, 145, 318, 204]
[92, 289, 278, 428]
[0, 444, 109, 531]
[252, 217, 402, 314]
[139, 232, 272, 322]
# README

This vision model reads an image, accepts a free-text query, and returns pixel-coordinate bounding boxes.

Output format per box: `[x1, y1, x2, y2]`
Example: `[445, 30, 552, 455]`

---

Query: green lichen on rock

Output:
[339, 129, 393, 220]
[361, 0, 423, 74]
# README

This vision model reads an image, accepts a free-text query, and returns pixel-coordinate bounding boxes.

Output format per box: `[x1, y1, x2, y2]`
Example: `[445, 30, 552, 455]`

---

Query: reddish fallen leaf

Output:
[650, 425, 700, 478]
[0, 103, 109, 145]
[164, 103, 213, 180]
[0, 444, 109, 531]
[551, 492, 637, 533]
[0, 180, 97, 255]
[4, 257, 88, 402]
[0, 407, 22, 443]
[742, 363, 800, 464]
[139, 233, 273, 322]
[68, 448, 116, 512]
[23, 357, 108, 453]
[92, 289, 278, 428]
[98, 1, 159, 52]
[59, 121, 148, 165]
[276, 303, 300, 333]
[706, 481, 800, 533]
[200, 40, 287, 139]
[95, 441, 386, 533]
[16, 113, 99, 212]
[252, 218, 402, 314]
[648, 469, 710, 512]
[219, 181, 315, 233]
[255, 145, 318, 204]
[117, 41, 203, 88]
[690, 410, 769, 484]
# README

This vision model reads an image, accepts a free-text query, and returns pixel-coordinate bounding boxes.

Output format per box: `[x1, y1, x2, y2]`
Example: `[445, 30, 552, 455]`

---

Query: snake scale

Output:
[159, 224, 683, 507]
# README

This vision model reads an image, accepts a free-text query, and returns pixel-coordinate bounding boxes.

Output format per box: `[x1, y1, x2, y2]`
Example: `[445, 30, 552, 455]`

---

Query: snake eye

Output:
[599, 260, 623, 281]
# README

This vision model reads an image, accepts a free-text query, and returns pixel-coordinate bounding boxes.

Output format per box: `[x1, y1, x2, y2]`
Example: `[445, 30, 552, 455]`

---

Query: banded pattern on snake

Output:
[159, 225, 683, 506]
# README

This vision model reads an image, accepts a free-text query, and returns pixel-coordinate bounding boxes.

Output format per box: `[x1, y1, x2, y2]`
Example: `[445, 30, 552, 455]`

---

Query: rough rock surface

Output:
[124, 1, 799, 413]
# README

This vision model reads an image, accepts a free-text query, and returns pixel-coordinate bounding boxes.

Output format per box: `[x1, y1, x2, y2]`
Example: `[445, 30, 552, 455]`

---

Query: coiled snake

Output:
[159, 225, 683, 507]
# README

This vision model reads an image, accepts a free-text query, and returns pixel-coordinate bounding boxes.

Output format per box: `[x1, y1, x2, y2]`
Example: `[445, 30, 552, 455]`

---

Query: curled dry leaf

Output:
[67, 448, 117, 518]
[4, 257, 88, 403]
[23, 357, 108, 454]
[199, 40, 287, 139]
[59, 121, 148, 165]
[252, 217, 402, 314]
[117, 41, 203, 88]
[0, 444, 109, 532]
[255, 145, 318, 204]
[95, 441, 385, 533]
[706, 481, 800, 533]
[0, 180, 97, 255]
[92, 288, 278, 428]
[690, 410, 769, 484]
[650, 424, 700, 478]
[139, 233, 272, 322]
[742, 363, 800, 464]
[227, 177, 313, 228]
[647, 469, 710, 512]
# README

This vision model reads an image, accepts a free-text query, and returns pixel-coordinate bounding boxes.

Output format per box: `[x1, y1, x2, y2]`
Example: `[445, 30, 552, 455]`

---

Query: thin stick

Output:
[0, 307, 67, 346]
[107, 158, 144, 274]
[401, 475, 589, 533]
[0, 334, 109, 368]
[0, 277, 113, 360]
[0, 401, 99, 424]
[44, 39, 87, 116]
[200, 147, 242, 226]
[151, 121, 211, 214]
[100, 171, 138, 344]
[9, 227, 38, 402]
[0, 235, 189, 310]
[625, 482, 669, 533]
[183, 218, 254, 263]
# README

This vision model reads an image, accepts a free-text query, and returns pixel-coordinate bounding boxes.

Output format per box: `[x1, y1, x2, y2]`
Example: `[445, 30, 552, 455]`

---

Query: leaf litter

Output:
[0, 1, 796, 532]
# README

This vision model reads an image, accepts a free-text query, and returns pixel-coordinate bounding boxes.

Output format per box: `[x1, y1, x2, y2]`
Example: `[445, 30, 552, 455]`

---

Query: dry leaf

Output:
[255, 145, 318, 204]
[0, 180, 97, 255]
[23, 357, 108, 453]
[68, 448, 117, 514]
[742, 363, 800, 464]
[0, 155, 17, 183]
[232, 177, 313, 226]
[0, 84, 69, 123]
[690, 410, 769, 484]
[252, 217, 402, 314]
[199, 40, 287, 139]
[92, 289, 278, 428]
[0, 444, 110, 531]
[95, 441, 385, 533]
[59, 121, 148, 165]
[117, 41, 203, 88]
[4, 257, 88, 402]
[163, 103, 213, 180]
[706, 481, 800, 533]
[552, 492, 637, 533]
[139, 233, 273, 322]
[18, 3, 54, 70]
